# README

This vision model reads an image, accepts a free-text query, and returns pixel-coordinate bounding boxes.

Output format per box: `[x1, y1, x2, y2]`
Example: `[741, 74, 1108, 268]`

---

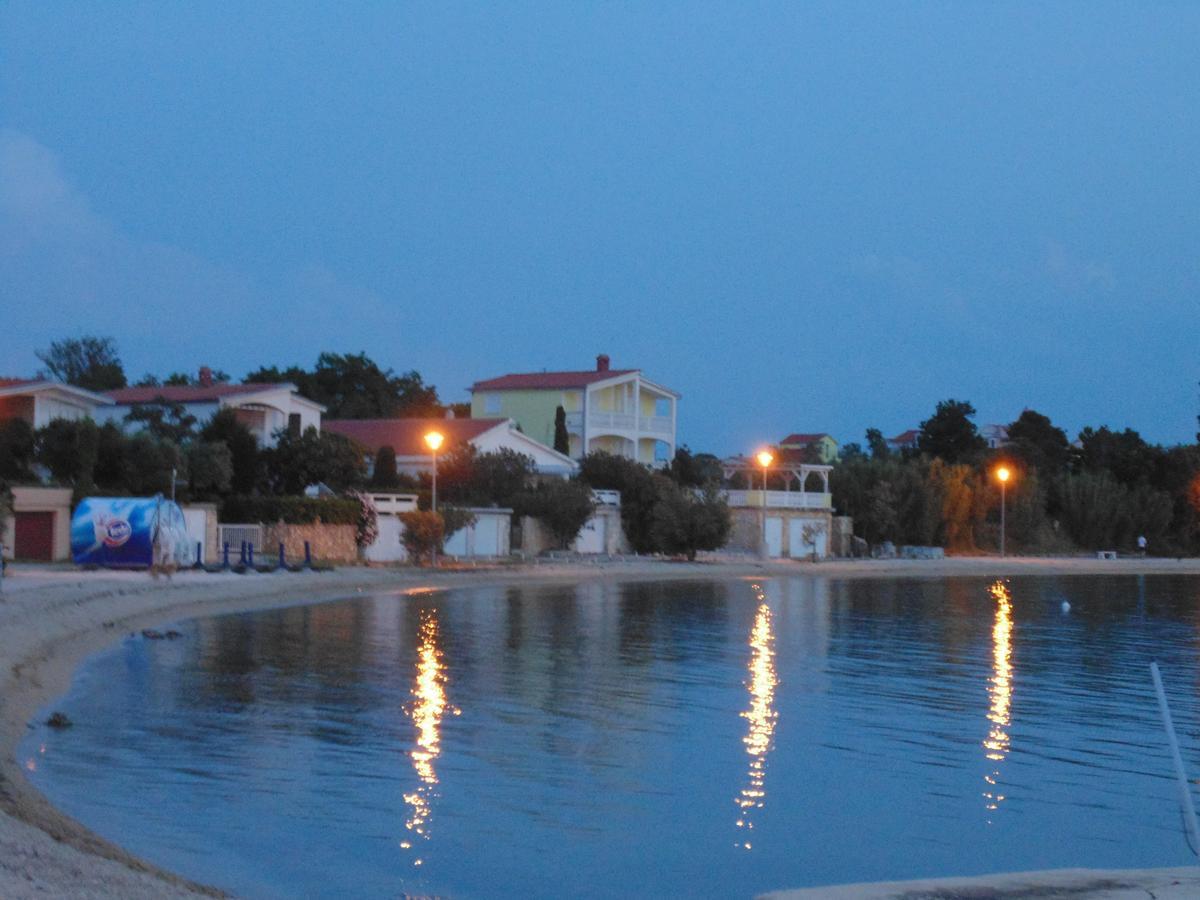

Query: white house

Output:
[322, 416, 578, 478]
[100, 369, 323, 446]
[0, 378, 114, 429]
[469, 354, 679, 465]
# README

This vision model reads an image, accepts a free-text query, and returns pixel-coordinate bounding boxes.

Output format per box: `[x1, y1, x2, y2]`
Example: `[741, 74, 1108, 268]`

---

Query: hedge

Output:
[219, 496, 360, 525]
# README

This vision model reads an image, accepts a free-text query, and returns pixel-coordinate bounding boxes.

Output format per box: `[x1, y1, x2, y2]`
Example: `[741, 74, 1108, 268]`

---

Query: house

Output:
[0, 378, 114, 429]
[887, 429, 920, 453]
[469, 354, 679, 465]
[981, 424, 1010, 450]
[778, 433, 839, 464]
[322, 416, 578, 478]
[99, 368, 323, 446]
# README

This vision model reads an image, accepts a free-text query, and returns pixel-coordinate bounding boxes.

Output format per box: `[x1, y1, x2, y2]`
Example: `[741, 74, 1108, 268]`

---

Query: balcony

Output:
[722, 490, 831, 510]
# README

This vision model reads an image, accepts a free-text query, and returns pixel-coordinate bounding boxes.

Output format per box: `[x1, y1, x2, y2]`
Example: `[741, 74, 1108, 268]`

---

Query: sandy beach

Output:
[3, 555, 1200, 898]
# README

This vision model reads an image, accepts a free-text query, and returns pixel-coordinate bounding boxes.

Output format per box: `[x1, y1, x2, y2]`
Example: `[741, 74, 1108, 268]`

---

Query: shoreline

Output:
[3, 556, 1200, 898]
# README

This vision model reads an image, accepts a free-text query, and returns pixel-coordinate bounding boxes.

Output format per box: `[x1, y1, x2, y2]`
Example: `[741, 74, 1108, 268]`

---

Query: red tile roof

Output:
[889, 429, 920, 444]
[471, 369, 637, 391]
[780, 433, 834, 446]
[322, 418, 505, 456]
[106, 383, 288, 404]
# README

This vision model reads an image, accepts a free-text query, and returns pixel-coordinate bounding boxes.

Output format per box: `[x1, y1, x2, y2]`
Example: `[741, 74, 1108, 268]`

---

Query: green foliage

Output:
[438, 446, 536, 507]
[398, 510, 446, 564]
[512, 479, 595, 549]
[578, 451, 661, 553]
[36, 335, 127, 391]
[0, 480, 12, 543]
[667, 445, 723, 487]
[0, 419, 37, 481]
[553, 406, 570, 455]
[247, 352, 442, 418]
[199, 408, 260, 495]
[1007, 409, 1070, 473]
[260, 427, 366, 494]
[186, 441, 233, 498]
[370, 445, 401, 489]
[124, 400, 198, 443]
[439, 506, 478, 542]
[1076, 426, 1158, 486]
[93, 422, 130, 489]
[865, 428, 890, 460]
[650, 481, 731, 560]
[219, 495, 360, 525]
[124, 433, 184, 496]
[1056, 471, 1173, 550]
[917, 399, 986, 463]
[36, 419, 99, 494]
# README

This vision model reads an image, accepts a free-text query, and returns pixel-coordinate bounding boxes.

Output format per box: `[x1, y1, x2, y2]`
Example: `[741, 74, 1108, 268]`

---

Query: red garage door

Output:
[14, 511, 55, 561]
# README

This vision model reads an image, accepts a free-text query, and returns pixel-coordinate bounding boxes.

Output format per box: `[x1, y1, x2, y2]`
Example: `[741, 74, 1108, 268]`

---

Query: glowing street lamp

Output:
[996, 466, 1011, 558]
[425, 430, 444, 567]
[756, 449, 774, 558]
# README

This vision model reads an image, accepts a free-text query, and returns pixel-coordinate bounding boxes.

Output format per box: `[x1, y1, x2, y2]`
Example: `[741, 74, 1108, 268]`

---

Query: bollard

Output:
[222, 542, 230, 569]
[194, 542, 203, 568]
[304, 541, 312, 568]
[248, 543, 255, 567]
[279, 542, 286, 569]
[240, 541, 247, 566]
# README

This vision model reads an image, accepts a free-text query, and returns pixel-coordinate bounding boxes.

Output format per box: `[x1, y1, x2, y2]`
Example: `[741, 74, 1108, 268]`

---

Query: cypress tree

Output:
[553, 406, 570, 455]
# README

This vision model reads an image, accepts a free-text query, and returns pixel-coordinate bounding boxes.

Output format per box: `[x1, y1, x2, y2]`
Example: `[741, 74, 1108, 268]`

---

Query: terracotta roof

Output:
[889, 429, 920, 443]
[106, 383, 291, 404]
[322, 418, 506, 456]
[780, 433, 834, 446]
[471, 369, 638, 391]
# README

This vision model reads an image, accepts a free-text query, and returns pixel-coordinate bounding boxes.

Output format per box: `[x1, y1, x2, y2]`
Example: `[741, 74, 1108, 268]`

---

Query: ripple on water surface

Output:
[21, 575, 1200, 898]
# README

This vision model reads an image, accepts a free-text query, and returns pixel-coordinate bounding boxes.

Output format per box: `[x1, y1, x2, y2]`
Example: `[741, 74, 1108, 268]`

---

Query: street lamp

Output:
[996, 466, 1011, 558]
[756, 449, 774, 558]
[425, 430, 444, 567]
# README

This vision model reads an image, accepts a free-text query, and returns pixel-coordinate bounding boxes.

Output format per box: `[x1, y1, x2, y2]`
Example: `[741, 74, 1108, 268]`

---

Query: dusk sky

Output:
[2, 3, 1197, 453]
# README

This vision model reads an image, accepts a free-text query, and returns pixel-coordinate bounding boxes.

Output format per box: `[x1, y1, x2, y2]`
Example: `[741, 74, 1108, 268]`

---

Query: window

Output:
[484, 394, 501, 414]
[288, 413, 302, 437]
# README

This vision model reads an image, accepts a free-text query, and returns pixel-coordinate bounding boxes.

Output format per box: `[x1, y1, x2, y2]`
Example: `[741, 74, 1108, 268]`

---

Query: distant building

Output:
[469, 354, 678, 465]
[778, 432, 839, 463]
[981, 424, 1010, 450]
[887, 429, 920, 453]
[101, 368, 323, 446]
[322, 416, 577, 479]
[0, 378, 113, 429]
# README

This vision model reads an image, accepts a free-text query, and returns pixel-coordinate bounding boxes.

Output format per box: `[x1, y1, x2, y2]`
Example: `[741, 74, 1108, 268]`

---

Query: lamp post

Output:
[996, 466, 1011, 558]
[756, 449, 774, 558]
[425, 430, 444, 565]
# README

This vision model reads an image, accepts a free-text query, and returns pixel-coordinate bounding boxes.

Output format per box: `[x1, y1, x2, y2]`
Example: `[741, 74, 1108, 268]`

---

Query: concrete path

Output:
[760, 867, 1200, 899]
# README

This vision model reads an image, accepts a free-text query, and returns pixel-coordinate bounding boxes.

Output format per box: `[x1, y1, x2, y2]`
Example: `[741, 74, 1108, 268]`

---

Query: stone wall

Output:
[262, 522, 358, 564]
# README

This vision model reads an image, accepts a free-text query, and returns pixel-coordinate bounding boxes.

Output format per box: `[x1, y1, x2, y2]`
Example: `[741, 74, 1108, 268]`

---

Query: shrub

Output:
[348, 490, 379, 547]
[650, 482, 731, 560]
[512, 479, 595, 550]
[398, 510, 445, 564]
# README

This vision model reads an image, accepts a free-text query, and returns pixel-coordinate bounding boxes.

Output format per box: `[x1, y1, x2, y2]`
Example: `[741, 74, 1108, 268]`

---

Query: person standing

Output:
[1137, 534, 1147, 557]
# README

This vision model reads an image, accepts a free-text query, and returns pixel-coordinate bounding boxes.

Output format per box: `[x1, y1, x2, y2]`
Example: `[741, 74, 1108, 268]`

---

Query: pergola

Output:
[720, 455, 832, 494]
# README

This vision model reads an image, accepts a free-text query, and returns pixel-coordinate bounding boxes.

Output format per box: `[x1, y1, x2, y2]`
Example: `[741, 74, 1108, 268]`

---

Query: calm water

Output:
[20, 576, 1200, 898]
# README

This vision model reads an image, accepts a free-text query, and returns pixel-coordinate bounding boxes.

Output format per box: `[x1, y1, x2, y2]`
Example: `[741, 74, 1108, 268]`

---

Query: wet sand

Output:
[2, 555, 1199, 898]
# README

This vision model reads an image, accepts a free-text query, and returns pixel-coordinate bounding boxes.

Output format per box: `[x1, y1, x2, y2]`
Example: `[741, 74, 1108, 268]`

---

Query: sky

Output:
[2, 2, 1198, 453]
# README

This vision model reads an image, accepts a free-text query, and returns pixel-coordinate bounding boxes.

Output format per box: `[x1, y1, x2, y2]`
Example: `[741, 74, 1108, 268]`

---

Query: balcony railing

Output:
[587, 411, 637, 431]
[637, 415, 673, 435]
[722, 490, 831, 510]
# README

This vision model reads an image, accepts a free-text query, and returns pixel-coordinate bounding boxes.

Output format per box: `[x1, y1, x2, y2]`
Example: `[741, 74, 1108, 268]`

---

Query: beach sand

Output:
[2, 555, 1200, 898]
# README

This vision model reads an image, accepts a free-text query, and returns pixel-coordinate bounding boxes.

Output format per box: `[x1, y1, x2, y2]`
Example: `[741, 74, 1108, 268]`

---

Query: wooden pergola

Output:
[720, 455, 832, 494]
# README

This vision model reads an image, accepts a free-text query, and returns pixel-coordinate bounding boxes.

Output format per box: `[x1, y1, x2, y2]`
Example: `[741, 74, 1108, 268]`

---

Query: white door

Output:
[182, 508, 207, 564]
[365, 516, 407, 563]
[473, 515, 500, 556]
[573, 514, 606, 554]
[789, 520, 828, 560]
[764, 517, 783, 558]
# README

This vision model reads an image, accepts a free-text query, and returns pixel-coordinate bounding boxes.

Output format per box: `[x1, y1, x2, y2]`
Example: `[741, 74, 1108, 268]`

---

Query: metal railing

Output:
[217, 524, 263, 553]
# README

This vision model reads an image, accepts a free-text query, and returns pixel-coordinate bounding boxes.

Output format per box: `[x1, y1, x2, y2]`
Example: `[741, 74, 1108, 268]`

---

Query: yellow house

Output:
[470, 355, 679, 465]
[778, 432, 839, 464]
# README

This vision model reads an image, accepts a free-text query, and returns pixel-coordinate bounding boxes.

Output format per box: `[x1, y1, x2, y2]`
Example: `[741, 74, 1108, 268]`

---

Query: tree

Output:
[370, 445, 401, 489]
[865, 428, 890, 460]
[186, 442, 233, 498]
[917, 399, 986, 463]
[398, 510, 445, 565]
[438, 445, 535, 507]
[1076, 426, 1158, 486]
[200, 408, 260, 495]
[36, 336, 127, 391]
[36, 419, 99, 495]
[124, 400, 198, 443]
[578, 451, 661, 553]
[93, 422, 132, 490]
[1007, 409, 1071, 473]
[0, 419, 37, 482]
[668, 445, 723, 487]
[260, 427, 365, 494]
[247, 352, 443, 418]
[512, 479, 595, 549]
[553, 406, 570, 455]
[124, 434, 184, 496]
[650, 481, 732, 560]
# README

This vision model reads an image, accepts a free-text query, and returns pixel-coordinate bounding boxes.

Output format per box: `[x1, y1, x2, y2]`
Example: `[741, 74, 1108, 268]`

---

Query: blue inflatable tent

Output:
[71, 496, 192, 569]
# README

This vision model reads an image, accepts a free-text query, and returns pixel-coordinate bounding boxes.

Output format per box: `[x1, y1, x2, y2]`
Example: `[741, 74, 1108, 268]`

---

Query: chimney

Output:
[198, 366, 214, 387]
[596, 354, 610, 372]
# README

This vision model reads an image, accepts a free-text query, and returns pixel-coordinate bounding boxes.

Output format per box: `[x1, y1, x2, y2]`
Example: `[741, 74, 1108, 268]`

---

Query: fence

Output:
[217, 524, 263, 553]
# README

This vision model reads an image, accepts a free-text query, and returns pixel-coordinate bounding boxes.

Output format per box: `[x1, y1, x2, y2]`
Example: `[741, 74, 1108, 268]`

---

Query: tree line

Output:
[833, 400, 1200, 555]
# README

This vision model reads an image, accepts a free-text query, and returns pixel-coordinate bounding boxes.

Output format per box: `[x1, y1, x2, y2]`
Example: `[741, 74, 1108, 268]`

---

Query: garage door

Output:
[14, 511, 55, 561]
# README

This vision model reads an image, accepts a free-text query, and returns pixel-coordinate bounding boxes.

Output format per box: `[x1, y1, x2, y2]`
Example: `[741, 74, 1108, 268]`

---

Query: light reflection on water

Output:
[735, 583, 778, 849]
[983, 580, 1013, 819]
[21, 575, 1200, 899]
